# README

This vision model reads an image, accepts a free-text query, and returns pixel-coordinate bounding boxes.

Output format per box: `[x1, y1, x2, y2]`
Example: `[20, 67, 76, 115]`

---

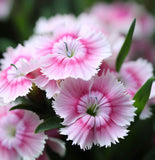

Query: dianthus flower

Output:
[0, 104, 47, 160]
[120, 58, 155, 119]
[90, 2, 155, 39]
[0, 41, 59, 101]
[0, 45, 35, 103]
[53, 72, 136, 150]
[34, 14, 76, 35]
[38, 25, 111, 80]
[120, 58, 154, 98]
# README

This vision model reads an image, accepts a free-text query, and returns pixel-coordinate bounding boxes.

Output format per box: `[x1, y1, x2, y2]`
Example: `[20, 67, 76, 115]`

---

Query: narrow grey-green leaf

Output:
[116, 18, 136, 72]
[133, 77, 155, 116]
[35, 117, 63, 133]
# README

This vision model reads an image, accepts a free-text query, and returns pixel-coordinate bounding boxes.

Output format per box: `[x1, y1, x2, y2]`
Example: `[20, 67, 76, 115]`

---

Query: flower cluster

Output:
[0, 1, 154, 159]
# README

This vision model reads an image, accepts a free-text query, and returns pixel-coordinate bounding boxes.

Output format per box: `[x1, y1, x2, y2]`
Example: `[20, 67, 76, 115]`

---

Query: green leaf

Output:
[10, 103, 40, 113]
[35, 117, 63, 133]
[133, 77, 155, 116]
[116, 18, 136, 72]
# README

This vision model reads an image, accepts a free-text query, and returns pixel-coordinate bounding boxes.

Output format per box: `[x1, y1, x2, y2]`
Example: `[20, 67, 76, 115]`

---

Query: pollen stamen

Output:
[64, 42, 72, 57]
[11, 64, 18, 70]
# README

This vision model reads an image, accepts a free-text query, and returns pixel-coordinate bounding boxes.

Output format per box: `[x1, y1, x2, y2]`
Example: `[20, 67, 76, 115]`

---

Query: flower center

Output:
[53, 36, 86, 58]
[7, 126, 16, 137]
[78, 91, 111, 117]
[86, 97, 99, 116]
[64, 42, 73, 58]
[7, 66, 25, 82]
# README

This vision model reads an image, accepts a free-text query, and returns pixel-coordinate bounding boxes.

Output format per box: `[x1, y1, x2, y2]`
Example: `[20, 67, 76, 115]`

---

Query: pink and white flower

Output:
[77, 13, 108, 35]
[34, 14, 76, 35]
[53, 72, 136, 150]
[0, 44, 37, 103]
[0, 42, 59, 101]
[90, 2, 155, 39]
[0, 44, 35, 70]
[120, 58, 154, 98]
[0, 104, 47, 160]
[39, 25, 111, 81]
[120, 58, 155, 119]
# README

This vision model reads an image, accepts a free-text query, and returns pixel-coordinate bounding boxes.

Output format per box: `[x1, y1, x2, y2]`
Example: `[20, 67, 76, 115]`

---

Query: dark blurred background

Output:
[0, 0, 155, 45]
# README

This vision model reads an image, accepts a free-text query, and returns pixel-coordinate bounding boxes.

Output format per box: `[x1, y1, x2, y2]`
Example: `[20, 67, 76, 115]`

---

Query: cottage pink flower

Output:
[0, 44, 35, 70]
[120, 58, 155, 119]
[0, 67, 32, 103]
[39, 25, 111, 80]
[120, 58, 153, 98]
[53, 72, 136, 150]
[0, 45, 36, 103]
[90, 2, 155, 39]
[34, 14, 76, 35]
[77, 13, 108, 35]
[0, 104, 47, 160]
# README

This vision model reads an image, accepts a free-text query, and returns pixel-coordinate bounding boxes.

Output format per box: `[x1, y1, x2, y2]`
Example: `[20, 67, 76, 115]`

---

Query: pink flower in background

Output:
[77, 13, 108, 35]
[34, 14, 76, 35]
[120, 58, 155, 119]
[0, 104, 47, 160]
[37, 129, 66, 160]
[39, 25, 111, 81]
[0, 0, 13, 20]
[120, 58, 153, 98]
[53, 72, 136, 150]
[90, 2, 155, 39]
